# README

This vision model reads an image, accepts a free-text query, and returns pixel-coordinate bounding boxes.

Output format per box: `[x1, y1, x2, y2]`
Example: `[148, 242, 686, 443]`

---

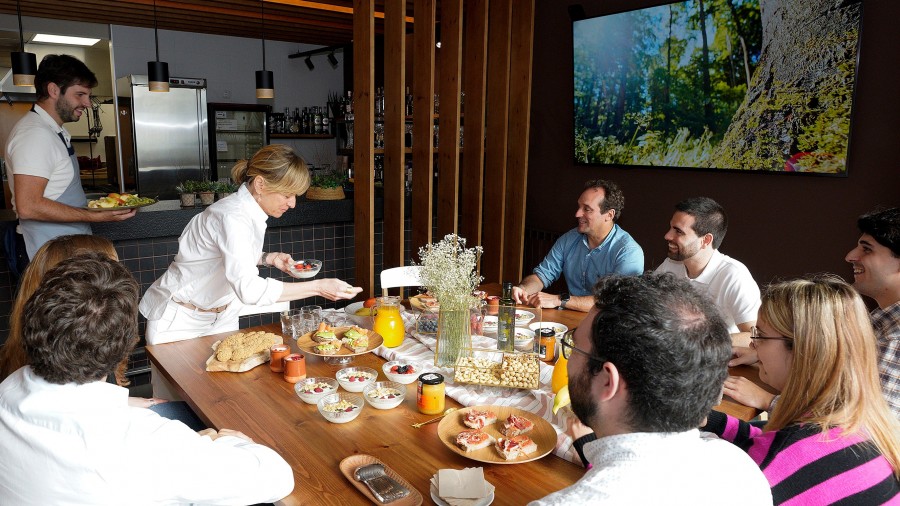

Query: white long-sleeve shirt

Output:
[0, 367, 294, 505]
[140, 184, 283, 324]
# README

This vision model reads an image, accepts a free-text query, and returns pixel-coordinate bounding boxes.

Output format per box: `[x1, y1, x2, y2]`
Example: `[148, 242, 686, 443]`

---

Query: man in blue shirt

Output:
[512, 179, 644, 312]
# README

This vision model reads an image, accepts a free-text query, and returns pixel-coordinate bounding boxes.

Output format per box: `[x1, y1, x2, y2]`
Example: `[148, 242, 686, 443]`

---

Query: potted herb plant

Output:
[306, 171, 347, 200]
[215, 180, 239, 200]
[196, 180, 216, 205]
[175, 180, 199, 207]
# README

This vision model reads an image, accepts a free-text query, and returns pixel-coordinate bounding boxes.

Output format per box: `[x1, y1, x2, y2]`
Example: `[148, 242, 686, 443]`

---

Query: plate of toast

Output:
[437, 405, 556, 464]
[296, 324, 384, 357]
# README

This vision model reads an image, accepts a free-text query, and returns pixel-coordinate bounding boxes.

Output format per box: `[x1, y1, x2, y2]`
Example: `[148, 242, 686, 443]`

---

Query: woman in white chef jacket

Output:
[140, 144, 362, 346]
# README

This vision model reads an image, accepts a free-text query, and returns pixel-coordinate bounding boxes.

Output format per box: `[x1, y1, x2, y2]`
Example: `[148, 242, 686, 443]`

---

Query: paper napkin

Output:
[431, 467, 495, 506]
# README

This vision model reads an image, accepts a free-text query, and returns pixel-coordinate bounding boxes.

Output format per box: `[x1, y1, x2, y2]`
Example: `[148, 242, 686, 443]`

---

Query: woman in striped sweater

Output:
[703, 275, 900, 504]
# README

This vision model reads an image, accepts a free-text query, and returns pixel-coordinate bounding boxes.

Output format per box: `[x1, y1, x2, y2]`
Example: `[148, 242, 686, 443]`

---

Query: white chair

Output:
[380, 266, 423, 297]
[238, 300, 291, 317]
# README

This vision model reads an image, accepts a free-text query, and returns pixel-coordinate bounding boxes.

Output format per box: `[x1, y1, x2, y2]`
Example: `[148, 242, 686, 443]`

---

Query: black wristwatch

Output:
[558, 292, 570, 310]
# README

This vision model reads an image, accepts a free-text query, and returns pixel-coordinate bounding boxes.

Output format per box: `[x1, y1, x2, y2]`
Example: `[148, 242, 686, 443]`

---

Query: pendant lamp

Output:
[11, 0, 37, 87]
[256, 0, 274, 99]
[147, 0, 170, 92]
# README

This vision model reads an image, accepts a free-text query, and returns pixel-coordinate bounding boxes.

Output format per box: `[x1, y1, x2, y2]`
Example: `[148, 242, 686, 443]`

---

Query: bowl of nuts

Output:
[362, 381, 406, 410]
[382, 360, 420, 384]
[317, 392, 364, 423]
[335, 366, 378, 392]
[454, 349, 540, 390]
[294, 377, 339, 404]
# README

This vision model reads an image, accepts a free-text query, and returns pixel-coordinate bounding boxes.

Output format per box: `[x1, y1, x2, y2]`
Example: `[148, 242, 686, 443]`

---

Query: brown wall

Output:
[527, 0, 899, 286]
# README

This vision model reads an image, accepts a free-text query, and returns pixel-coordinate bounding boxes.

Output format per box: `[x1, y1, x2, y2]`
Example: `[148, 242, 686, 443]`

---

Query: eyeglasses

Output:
[561, 329, 594, 360]
[749, 326, 792, 345]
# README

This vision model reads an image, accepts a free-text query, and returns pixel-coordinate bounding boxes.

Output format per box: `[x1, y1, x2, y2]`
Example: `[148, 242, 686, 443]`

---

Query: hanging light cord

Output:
[260, 0, 267, 70]
[16, 0, 25, 51]
[153, 0, 160, 62]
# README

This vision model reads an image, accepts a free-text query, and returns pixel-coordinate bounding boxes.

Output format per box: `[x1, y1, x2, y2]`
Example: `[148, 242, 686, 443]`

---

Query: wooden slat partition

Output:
[411, 0, 437, 254]
[481, 0, 513, 283]
[501, 0, 535, 282]
[435, 0, 463, 237]
[383, 0, 407, 272]
[353, 0, 375, 295]
[459, 0, 489, 249]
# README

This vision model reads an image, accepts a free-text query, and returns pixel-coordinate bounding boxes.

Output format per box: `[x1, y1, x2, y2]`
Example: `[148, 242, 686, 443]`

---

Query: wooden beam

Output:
[459, 0, 488, 253]
[481, 0, 512, 283]
[411, 0, 436, 254]
[383, 0, 407, 274]
[501, 0, 535, 282]
[435, 0, 462, 238]
[353, 0, 375, 296]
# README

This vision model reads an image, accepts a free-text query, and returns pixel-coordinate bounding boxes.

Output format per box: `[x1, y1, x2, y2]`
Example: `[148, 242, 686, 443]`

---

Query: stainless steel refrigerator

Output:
[116, 75, 209, 199]
[207, 103, 270, 181]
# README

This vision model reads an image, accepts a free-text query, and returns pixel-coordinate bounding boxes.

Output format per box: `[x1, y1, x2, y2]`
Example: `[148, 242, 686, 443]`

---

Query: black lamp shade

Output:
[11, 51, 37, 87]
[305, 57, 315, 71]
[327, 53, 339, 68]
[256, 70, 274, 99]
[148, 61, 170, 92]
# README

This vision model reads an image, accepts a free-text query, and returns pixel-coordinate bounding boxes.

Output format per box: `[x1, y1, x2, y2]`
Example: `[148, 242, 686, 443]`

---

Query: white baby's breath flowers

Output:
[414, 234, 483, 311]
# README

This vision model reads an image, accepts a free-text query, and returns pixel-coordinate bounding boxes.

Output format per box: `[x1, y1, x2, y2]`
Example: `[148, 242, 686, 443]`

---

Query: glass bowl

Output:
[335, 366, 378, 392]
[294, 377, 339, 405]
[382, 360, 421, 384]
[288, 259, 322, 279]
[316, 392, 364, 424]
[362, 381, 406, 410]
[343, 301, 375, 331]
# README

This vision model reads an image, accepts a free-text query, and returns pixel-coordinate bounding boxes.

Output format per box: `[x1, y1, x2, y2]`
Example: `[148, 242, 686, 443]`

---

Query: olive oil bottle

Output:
[496, 282, 515, 352]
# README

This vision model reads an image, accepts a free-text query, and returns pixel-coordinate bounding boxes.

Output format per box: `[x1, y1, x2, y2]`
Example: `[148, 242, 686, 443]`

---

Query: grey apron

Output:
[19, 125, 92, 259]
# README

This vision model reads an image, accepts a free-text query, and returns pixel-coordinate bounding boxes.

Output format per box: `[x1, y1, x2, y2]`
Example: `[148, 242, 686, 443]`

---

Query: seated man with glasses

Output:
[532, 272, 771, 505]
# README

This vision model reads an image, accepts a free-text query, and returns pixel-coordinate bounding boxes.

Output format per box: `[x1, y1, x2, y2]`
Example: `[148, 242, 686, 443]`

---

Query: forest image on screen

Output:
[573, 0, 861, 174]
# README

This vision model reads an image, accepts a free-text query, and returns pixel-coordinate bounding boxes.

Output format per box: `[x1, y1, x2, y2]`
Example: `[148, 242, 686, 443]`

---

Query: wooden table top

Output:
[146, 294, 766, 505]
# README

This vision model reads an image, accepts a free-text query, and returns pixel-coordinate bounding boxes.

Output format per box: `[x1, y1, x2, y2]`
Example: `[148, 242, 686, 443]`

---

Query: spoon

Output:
[411, 407, 457, 428]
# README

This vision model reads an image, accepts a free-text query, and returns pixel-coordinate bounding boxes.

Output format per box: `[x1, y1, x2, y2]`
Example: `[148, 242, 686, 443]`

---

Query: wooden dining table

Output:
[146, 299, 768, 505]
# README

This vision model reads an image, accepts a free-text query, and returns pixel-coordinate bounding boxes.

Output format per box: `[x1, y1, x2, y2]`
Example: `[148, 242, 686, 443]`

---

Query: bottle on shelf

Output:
[322, 106, 331, 135]
[314, 107, 323, 134]
[496, 281, 515, 352]
[290, 108, 301, 134]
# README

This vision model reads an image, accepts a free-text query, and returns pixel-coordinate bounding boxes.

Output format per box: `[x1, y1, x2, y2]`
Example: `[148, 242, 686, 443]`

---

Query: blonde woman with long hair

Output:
[139, 144, 361, 346]
[702, 275, 900, 504]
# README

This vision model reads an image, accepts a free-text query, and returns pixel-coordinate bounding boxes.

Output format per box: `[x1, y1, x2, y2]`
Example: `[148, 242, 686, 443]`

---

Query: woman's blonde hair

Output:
[231, 144, 310, 196]
[0, 235, 128, 385]
[760, 274, 900, 477]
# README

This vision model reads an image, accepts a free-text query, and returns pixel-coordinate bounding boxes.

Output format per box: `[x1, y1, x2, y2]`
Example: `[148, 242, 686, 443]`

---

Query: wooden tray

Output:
[409, 294, 439, 313]
[437, 405, 556, 464]
[339, 454, 423, 506]
[297, 326, 384, 357]
[205, 332, 283, 372]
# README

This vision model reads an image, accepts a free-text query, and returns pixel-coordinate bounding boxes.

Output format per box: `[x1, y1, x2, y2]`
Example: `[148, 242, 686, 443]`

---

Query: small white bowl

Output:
[288, 259, 322, 278]
[335, 366, 378, 392]
[344, 301, 375, 330]
[317, 393, 364, 424]
[514, 328, 535, 351]
[482, 315, 498, 334]
[515, 310, 536, 326]
[528, 322, 568, 338]
[362, 381, 406, 410]
[382, 360, 421, 384]
[294, 377, 339, 405]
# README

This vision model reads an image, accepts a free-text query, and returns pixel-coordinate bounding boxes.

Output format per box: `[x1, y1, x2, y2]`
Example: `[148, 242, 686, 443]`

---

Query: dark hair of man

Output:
[34, 54, 98, 102]
[22, 252, 138, 385]
[675, 196, 728, 249]
[588, 272, 731, 432]
[583, 179, 625, 222]
[858, 207, 900, 258]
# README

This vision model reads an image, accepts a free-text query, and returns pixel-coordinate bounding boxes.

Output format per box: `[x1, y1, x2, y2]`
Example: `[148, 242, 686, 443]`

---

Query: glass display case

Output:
[208, 103, 270, 181]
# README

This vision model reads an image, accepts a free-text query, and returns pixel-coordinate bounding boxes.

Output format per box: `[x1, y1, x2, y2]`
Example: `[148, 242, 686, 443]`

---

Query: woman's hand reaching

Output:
[316, 278, 363, 301]
[723, 375, 776, 411]
[728, 346, 758, 367]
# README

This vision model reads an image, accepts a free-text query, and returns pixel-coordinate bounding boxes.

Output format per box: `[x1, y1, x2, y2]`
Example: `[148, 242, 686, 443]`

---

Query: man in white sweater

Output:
[0, 252, 294, 505]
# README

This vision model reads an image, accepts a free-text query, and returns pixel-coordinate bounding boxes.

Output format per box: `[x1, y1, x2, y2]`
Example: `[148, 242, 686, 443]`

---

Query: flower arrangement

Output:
[414, 234, 483, 366]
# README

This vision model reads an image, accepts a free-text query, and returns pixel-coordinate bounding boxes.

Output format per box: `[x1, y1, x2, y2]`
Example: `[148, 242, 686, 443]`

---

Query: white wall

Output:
[110, 25, 344, 168]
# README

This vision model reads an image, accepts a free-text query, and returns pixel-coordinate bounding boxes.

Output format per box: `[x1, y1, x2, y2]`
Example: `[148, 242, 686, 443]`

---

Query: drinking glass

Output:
[293, 305, 323, 337]
[280, 309, 299, 337]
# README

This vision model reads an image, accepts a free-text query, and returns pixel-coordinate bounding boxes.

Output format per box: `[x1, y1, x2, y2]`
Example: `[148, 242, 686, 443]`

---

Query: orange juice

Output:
[551, 353, 569, 393]
[374, 296, 405, 347]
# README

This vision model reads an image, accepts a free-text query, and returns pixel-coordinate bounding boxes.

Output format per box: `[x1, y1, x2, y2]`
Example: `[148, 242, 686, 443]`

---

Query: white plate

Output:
[430, 483, 494, 506]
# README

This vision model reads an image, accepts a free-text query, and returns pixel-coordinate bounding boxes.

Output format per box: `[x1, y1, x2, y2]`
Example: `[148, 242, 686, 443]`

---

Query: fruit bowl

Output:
[382, 360, 420, 384]
[344, 301, 375, 330]
[288, 259, 322, 279]
[362, 381, 406, 410]
[317, 393, 364, 424]
[335, 366, 378, 392]
[294, 377, 339, 405]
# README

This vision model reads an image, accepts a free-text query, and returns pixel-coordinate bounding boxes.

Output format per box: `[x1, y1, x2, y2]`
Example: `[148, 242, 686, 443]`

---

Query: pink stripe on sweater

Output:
[722, 415, 743, 441]
[780, 456, 895, 506]
[763, 428, 866, 487]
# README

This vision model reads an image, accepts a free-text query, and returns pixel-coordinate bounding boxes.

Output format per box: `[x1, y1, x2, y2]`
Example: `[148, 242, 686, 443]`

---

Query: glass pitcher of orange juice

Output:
[374, 296, 405, 347]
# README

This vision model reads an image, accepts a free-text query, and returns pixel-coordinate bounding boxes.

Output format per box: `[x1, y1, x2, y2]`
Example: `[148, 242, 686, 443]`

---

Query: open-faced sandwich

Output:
[499, 413, 534, 437]
[495, 435, 538, 460]
[463, 409, 497, 430]
[315, 341, 340, 355]
[312, 322, 337, 343]
[455, 430, 496, 452]
[342, 325, 369, 352]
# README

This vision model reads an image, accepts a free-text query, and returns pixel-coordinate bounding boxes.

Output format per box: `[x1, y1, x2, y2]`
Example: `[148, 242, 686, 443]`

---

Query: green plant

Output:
[311, 171, 347, 189]
[195, 180, 216, 192]
[175, 180, 200, 193]
[215, 180, 240, 193]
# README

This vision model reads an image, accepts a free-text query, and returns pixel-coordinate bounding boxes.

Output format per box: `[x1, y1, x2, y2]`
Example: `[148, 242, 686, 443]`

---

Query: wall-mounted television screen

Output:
[573, 0, 862, 175]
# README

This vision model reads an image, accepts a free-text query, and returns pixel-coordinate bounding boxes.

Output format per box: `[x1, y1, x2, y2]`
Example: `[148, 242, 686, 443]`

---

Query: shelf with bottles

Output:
[271, 133, 335, 140]
[337, 147, 464, 156]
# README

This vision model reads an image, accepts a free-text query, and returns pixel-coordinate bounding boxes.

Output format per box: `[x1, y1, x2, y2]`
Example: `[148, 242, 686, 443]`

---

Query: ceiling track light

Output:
[327, 52, 339, 69]
[305, 56, 315, 71]
[256, 0, 274, 99]
[11, 0, 37, 87]
[147, 0, 170, 92]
